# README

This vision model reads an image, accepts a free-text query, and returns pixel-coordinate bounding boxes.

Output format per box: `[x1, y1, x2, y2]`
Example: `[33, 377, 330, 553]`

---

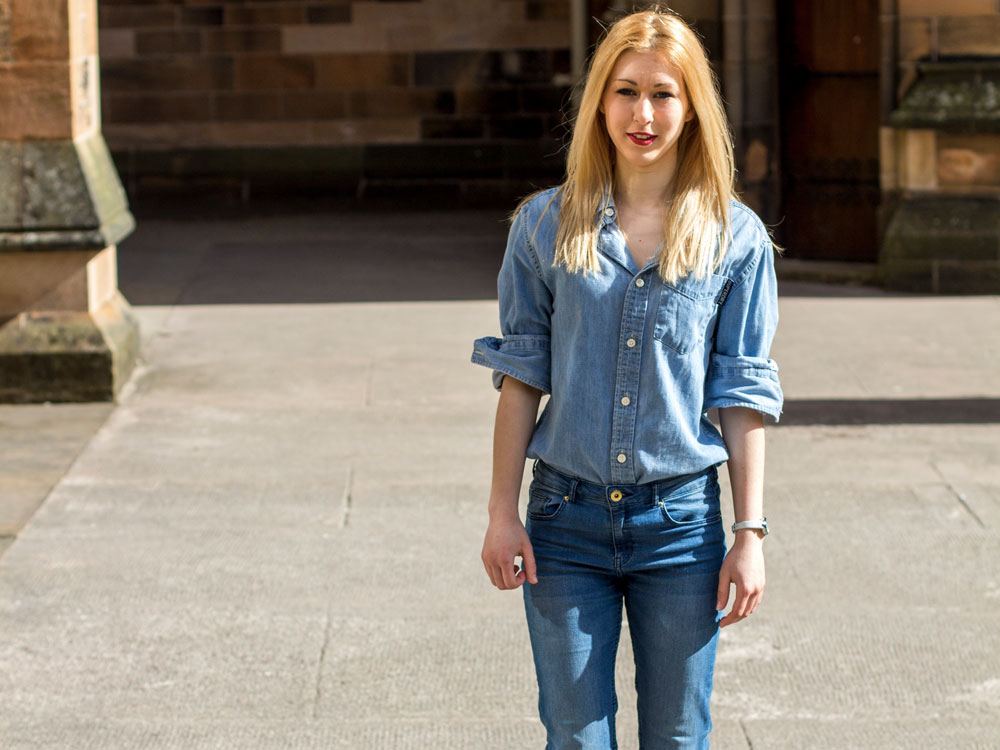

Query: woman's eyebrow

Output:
[613, 78, 677, 89]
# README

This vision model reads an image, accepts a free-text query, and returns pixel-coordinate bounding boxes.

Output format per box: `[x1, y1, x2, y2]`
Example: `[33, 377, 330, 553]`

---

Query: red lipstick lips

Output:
[627, 132, 656, 146]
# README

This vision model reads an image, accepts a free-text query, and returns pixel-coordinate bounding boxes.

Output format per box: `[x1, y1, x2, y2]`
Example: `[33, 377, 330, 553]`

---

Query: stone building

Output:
[7, 0, 1000, 293]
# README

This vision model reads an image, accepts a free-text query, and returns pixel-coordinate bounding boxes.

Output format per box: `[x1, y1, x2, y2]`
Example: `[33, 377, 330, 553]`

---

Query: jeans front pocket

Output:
[653, 274, 726, 355]
[526, 482, 568, 521]
[658, 473, 722, 527]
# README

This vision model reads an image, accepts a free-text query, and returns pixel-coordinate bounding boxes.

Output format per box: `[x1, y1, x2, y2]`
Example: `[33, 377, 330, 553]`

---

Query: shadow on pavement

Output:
[779, 398, 1000, 425]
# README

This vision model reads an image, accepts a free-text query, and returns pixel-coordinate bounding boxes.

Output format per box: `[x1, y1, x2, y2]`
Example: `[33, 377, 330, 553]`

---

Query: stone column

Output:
[0, 0, 137, 402]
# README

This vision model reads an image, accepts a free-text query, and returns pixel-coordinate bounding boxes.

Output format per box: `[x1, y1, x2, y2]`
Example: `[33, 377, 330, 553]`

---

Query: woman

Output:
[471, 8, 782, 749]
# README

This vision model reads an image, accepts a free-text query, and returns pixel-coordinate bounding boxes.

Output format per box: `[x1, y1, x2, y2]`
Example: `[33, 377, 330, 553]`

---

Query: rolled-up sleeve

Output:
[704, 235, 783, 421]
[471, 209, 553, 393]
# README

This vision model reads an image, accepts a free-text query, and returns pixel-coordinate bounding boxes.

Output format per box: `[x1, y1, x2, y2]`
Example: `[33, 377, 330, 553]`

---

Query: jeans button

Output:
[610, 490, 623, 502]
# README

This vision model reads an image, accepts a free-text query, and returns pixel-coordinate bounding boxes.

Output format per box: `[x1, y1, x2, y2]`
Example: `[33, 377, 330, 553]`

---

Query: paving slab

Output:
[1, 210, 998, 749]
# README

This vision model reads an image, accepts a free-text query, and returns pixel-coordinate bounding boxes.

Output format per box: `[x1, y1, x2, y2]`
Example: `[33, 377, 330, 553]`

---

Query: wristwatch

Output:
[732, 518, 769, 536]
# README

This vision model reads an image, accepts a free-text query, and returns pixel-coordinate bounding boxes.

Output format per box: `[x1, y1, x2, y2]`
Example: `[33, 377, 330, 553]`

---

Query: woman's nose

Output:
[634, 97, 653, 124]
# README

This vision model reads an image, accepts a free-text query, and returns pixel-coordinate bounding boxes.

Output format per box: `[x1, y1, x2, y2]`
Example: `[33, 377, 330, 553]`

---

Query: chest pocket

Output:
[653, 273, 729, 355]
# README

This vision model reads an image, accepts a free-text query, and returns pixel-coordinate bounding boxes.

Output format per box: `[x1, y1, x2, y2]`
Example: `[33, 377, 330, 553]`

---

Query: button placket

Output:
[609, 271, 650, 484]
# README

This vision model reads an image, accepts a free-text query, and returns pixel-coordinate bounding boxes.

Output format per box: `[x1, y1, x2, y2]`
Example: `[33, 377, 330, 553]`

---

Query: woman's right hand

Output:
[482, 512, 538, 590]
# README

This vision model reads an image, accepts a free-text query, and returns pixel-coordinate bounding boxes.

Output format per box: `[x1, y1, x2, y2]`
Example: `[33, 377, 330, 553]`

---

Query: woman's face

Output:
[599, 49, 693, 177]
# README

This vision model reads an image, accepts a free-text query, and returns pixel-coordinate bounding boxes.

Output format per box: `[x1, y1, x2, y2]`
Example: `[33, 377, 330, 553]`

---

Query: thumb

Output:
[521, 541, 538, 584]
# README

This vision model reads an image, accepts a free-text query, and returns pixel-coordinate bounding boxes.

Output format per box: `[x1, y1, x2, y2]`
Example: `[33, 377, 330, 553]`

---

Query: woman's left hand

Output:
[716, 531, 765, 627]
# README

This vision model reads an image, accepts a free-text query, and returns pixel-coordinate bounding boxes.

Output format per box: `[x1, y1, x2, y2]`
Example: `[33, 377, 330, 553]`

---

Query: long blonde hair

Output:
[536, 8, 737, 282]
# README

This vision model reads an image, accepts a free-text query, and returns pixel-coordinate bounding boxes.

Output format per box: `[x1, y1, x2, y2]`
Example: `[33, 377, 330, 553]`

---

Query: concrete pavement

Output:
[1, 209, 998, 749]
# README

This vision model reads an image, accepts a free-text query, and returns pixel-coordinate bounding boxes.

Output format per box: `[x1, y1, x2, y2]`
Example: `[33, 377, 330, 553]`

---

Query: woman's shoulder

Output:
[509, 186, 562, 260]
[719, 199, 773, 279]
[514, 186, 562, 230]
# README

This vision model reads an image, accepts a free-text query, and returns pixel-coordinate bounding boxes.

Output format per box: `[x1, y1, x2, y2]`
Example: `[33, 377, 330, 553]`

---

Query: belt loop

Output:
[532, 459, 539, 477]
[567, 478, 579, 503]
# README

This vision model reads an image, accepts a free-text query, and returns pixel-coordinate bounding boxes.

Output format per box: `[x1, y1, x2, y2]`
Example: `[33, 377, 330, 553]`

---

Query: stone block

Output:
[0, 134, 133, 253]
[11, 0, 69, 60]
[283, 23, 387, 54]
[0, 251, 87, 317]
[103, 121, 214, 149]
[0, 1, 11, 63]
[486, 114, 545, 139]
[214, 92, 283, 122]
[937, 134, 1000, 187]
[310, 117, 420, 145]
[203, 29, 282, 55]
[282, 91, 347, 120]
[743, 62, 777, 123]
[314, 53, 410, 88]
[0, 247, 115, 317]
[98, 6, 176, 29]
[70, 55, 100, 139]
[347, 87, 455, 118]
[363, 142, 505, 179]
[98, 29, 135, 60]
[520, 84, 571, 114]
[306, 4, 352, 25]
[456, 87, 519, 115]
[21, 140, 95, 228]
[414, 50, 553, 87]
[890, 61, 1000, 133]
[109, 94, 212, 124]
[225, 5, 306, 25]
[525, 0, 569, 21]
[420, 116, 485, 139]
[68, 0, 98, 60]
[210, 120, 314, 147]
[135, 30, 202, 56]
[897, 17, 931, 62]
[938, 15, 1000, 57]
[0, 62, 72, 140]
[234, 55, 315, 90]
[743, 18, 774, 63]
[901, 129, 937, 190]
[0, 141, 19, 227]
[178, 7, 224, 26]
[101, 57, 234, 93]
[899, 0, 996, 15]
[881, 196, 1000, 283]
[0, 291, 138, 403]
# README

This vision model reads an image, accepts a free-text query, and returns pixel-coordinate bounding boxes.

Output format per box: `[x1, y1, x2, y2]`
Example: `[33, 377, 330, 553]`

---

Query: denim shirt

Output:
[471, 187, 783, 486]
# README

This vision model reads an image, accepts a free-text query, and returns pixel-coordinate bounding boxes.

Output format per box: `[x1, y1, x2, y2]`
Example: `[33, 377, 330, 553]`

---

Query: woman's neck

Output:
[612, 158, 678, 213]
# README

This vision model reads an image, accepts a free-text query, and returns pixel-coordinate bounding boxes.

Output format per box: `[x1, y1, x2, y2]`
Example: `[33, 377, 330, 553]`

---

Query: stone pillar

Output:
[879, 2, 1000, 293]
[0, 0, 137, 402]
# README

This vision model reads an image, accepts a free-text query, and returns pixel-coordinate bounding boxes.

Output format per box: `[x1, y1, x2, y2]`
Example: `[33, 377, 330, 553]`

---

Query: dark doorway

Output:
[776, 0, 881, 261]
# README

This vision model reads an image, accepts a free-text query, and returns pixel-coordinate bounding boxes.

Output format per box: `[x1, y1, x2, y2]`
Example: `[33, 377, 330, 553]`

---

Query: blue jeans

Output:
[523, 460, 726, 750]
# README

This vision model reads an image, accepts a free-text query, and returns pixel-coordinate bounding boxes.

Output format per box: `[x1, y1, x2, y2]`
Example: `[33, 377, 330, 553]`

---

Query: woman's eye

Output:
[616, 88, 636, 96]
[654, 91, 674, 99]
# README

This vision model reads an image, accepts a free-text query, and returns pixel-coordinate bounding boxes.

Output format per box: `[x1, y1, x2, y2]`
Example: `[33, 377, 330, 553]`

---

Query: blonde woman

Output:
[472, 8, 782, 749]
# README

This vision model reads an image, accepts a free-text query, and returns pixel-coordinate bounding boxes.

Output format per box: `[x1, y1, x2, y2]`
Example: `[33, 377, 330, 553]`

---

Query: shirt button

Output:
[604, 207, 614, 217]
[610, 490, 623, 502]
[635, 278, 644, 287]
[616, 453, 627, 464]
[620, 396, 630, 406]
[626, 337, 636, 348]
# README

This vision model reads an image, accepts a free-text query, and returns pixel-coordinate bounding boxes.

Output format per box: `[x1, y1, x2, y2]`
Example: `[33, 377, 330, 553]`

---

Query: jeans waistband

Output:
[532, 460, 717, 506]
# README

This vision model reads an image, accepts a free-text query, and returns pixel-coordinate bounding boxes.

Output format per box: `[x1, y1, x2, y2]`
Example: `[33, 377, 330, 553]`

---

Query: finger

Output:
[522, 543, 538, 584]
[719, 611, 745, 628]
[482, 556, 497, 587]
[716, 579, 730, 610]
[734, 589, 751, 618]
[499, 560, 520, 589]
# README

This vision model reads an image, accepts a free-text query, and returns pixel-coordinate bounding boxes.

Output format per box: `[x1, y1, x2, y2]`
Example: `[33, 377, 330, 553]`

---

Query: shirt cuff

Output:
[471, 334, 551, 394]
[704, 353, 784, 422]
